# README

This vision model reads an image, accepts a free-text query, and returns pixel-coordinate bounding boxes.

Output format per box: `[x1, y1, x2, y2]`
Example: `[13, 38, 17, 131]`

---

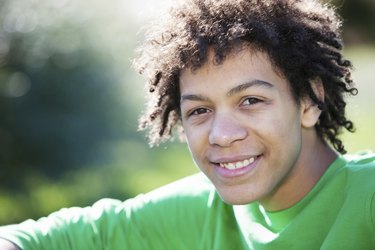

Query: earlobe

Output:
[301, 78, 325, 128]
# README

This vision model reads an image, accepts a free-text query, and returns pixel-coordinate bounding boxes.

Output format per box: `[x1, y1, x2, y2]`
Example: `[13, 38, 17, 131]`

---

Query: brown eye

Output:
[190, 107, 209, 116]
[242, 97, 262, 106]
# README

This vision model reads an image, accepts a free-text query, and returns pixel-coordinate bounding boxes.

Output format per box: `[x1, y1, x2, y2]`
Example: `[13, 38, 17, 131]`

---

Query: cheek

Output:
[183, 126, 206, 159]
[254, 109, 302, 147]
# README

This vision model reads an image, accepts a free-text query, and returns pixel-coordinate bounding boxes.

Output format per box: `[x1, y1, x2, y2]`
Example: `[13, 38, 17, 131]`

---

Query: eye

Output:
[242, 97, 262, 106]
[190, 107, 210, 116]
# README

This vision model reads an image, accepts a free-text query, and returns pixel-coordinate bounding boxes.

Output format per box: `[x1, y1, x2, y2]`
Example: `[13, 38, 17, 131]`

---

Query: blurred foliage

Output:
[0, 0, 141, 188]
[0, 0, 374, 224]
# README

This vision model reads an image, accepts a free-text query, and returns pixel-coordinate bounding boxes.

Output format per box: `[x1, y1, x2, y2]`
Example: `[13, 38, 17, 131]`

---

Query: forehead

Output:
[179, 47, 288, 93]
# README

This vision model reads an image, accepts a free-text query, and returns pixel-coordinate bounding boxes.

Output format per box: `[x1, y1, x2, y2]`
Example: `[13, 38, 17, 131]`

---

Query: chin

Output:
[217, 191, 257, 205]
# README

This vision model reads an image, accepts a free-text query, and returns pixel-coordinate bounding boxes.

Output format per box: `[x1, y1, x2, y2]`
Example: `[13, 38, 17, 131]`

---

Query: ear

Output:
[301, 78, 325, 128]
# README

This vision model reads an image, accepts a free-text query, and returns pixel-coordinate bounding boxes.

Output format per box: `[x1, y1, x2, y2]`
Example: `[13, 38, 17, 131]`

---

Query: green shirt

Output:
[1, 152, 375, 249]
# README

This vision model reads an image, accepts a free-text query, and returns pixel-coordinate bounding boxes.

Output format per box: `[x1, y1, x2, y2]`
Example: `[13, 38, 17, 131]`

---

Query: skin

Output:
[180, 47, 337, 211]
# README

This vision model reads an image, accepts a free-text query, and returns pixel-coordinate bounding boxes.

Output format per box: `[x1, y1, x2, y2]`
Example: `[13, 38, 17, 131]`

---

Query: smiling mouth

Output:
[218, 156, 258, 170]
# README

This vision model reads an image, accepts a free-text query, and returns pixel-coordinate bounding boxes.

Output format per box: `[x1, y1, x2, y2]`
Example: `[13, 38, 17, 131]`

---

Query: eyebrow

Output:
[180, 79, 273, 103]
[226, 80, 273, 97]
[180, 94, 209, 103]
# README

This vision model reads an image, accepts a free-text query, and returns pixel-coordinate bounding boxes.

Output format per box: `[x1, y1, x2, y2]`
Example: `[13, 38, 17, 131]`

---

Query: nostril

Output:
[208, 116, 247, 147]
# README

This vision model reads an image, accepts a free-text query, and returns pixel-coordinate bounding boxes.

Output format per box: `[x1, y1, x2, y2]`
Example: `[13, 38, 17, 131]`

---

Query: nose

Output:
[208, 112, 247, 147]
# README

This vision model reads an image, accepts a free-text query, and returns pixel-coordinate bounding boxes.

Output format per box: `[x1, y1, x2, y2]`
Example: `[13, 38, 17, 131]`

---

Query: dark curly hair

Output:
[134, 0, 357, 154]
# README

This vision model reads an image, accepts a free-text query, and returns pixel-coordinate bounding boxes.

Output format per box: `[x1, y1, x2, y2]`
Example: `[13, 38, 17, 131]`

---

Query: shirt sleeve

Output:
[0, 174, 214, 250]
[0, 198, 151, 250]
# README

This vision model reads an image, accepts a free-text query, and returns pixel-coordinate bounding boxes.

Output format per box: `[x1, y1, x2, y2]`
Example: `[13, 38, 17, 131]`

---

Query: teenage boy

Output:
[1, 0, 374, 249]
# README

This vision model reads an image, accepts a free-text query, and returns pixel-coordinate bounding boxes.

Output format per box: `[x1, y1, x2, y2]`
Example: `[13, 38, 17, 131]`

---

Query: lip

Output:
[212, 155, 261, 178]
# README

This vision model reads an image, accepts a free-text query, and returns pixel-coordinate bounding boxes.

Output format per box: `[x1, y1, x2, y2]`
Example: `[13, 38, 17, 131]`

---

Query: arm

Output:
[0, 238, 21, 250]
[0, 198, 151, 249]
[0, 200, 122, 249]
[0, 175, 211, 249]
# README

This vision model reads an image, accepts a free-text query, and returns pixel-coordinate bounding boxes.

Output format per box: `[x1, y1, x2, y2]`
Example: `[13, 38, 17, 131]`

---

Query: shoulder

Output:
[324, 151, 375, 194]
[342, 151, 375, 181]
[335, 151, 375, 192]
[343, 151, 375, 167]
[110, 173, 220, 244]
[340, 151, 375, 230]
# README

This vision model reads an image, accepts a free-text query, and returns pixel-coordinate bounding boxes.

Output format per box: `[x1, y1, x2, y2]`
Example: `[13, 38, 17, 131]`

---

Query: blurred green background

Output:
[0, 0, 374, 224]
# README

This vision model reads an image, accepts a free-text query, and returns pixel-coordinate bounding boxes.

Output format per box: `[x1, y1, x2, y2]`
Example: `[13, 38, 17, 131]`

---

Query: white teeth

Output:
[219, 157, 256, 170]
[227, 163, 236, 169]
[235, 161, 243, 168]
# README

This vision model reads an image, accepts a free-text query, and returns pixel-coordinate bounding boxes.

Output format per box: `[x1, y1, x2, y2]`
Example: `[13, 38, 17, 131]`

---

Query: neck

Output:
[260, 129, 338, 212]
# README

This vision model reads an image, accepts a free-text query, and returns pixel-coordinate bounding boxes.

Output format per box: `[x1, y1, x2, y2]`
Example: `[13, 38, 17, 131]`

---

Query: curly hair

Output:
[134, 0, 357, 154]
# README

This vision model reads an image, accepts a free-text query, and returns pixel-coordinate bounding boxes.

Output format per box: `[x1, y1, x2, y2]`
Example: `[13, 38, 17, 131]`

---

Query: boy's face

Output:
[180, 48, 316, 206]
